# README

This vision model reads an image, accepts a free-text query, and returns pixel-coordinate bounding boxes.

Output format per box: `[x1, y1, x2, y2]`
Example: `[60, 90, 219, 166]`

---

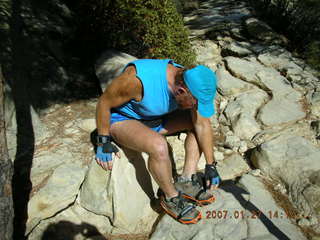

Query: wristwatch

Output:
[96, 135, 111, 145]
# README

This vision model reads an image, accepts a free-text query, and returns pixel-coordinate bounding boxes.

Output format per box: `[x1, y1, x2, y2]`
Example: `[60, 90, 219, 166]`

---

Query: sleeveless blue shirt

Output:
[113, 59, 182, 120]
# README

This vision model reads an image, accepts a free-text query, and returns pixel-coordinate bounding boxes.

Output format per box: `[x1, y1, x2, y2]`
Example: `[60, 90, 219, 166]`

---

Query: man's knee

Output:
[148, 136, 169, 160]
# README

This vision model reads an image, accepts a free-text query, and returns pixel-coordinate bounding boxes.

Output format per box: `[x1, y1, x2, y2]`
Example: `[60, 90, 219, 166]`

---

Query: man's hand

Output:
[204, 163, 221, 191]
[95, 136, 120, 171]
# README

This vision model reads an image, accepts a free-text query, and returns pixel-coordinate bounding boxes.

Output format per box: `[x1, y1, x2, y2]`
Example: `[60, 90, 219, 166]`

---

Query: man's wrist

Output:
[97, 135, 111, 145]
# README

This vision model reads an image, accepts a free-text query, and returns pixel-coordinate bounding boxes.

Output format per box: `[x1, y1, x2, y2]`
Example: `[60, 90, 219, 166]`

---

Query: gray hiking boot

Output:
[174, 173, 215, 206]
[160, 192, 201, 224]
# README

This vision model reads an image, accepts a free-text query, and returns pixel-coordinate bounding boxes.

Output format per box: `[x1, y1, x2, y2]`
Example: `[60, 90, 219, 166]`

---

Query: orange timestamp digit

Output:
[268, 210, 310, 219]
[205, 210, 262, 219]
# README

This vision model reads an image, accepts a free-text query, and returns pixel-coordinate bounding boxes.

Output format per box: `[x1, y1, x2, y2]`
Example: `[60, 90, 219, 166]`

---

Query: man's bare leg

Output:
[160, 110, 201, 179]
[182, 131, 201, 178]
[110, 110, 203, 198]
[110, 120, 178, 198]
[160, 110, 215, 206]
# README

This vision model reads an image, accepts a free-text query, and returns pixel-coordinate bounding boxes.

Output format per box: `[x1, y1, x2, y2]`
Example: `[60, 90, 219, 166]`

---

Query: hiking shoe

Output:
[174, 173, 215, 206]
[160, 192, 201, 224]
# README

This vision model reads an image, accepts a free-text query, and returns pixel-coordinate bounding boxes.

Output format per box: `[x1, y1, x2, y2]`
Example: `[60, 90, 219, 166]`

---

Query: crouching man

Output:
[95, 59, 221, 224]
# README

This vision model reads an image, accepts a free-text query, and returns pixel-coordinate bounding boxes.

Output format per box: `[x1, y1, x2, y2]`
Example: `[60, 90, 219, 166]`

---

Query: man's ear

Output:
[175, 85, 187, 96]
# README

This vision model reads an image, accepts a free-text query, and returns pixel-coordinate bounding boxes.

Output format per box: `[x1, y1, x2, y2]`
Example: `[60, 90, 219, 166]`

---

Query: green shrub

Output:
[248, 0, 320, 72]
[76, 0, 196, 66]
[304, 41, 320, 72]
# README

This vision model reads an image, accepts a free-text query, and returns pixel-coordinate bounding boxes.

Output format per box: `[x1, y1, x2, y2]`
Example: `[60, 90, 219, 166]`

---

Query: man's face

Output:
[173, 85, 198, 110]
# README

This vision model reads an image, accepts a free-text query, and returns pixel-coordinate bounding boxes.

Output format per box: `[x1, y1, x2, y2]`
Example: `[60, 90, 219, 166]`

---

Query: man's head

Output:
[173, 65, 217, 118]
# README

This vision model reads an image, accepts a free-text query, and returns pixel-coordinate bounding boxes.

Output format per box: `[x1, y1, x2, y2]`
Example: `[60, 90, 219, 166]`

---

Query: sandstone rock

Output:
[151, 185, 248, 240]
[311, 91, 320, 118]
[78, 118, 96, 133]
[225, 57, 266, 87]
[225, 56, 305, 101]
[192, 39, 221, 71]
[255, 70, 302, 101]
[303, 185, 320, 216]
[258, 99, 306, 127]
[221, 41, 253, 57]
[216, 66, 257, 96]
[239, 174, 307, 240]
[258, 49, 319, 89]
[166, 135, 207, 173]
[251, 135, 320, 181]
[79, 159, 113, 217]
[27, 163, 87, 234]
[258, 49, 298, 70]
[249, 169, 261, 177]
[224, 135, 241, 150]
[225, 90, 269, 119]
[28, 201, 112, 240]
[151, 175, 306, 240]
[251, 134, 320, 227]
[217, 153, 250, 180]
[214, 151, 224, 161]
[80, 150, 159, 234]
[224, 89, 269, 140]
[31, 147, 74, 187]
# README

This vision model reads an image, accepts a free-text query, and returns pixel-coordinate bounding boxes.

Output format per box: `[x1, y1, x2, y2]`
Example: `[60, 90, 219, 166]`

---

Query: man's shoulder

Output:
[114, 65, 142, 101]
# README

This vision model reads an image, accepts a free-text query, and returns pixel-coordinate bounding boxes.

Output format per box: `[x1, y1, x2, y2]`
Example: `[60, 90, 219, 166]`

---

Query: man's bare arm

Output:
[190, 110, 214, 165]
[96, 65, 142, 136]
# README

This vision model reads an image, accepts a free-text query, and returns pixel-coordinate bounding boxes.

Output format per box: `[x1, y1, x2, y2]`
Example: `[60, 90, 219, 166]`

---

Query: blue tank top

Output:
[114, 59, 182, 120]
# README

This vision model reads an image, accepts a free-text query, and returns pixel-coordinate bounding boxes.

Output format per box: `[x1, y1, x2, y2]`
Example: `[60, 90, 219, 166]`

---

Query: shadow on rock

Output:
[40, 221, 107, 240]
[220, 180, 291, 240]
[9, 0, 35, 238]
[4, 0, 101, 238]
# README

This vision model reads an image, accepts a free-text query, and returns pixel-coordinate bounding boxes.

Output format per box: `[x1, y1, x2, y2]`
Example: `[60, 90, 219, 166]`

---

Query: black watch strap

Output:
[206, 162, 217, 168]
[96, 135, 111, 144]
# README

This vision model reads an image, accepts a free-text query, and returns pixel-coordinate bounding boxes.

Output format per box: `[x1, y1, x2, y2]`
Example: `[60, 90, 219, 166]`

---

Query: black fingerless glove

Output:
[96, 135, 119, 162]
[204, 163, 221, 189]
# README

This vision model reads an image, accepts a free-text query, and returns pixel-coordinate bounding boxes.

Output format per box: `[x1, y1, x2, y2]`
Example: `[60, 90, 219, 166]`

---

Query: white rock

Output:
[258, 99, 306, 127]
[311, 91, 320, 118]
[251, 135, 320, 184]
[250, 169, 261, 177]
[225, 56, 268, 87]
[298, 218, 313, 227]
[78, 119, 96, 132]
[239, 174, 307, 240]
[80, 150, 159, 234]
[217, 65, 257, 96]
[217, 153, 250, 180]
[151, 187, 248, 240]
[64, 128, 78, 135]
[214, 151, 224, 161]
[239, 141, 248, 153]
[225, 135, 241, 149]
[224, 89, 269, 120]
[192, 39, 221, 71]
[224, 89, 268, 140]
[31, 149, 74, 187]
[27, 201, 112, 240]
[222, 41, 253, 57]
[27, 163, 87, 233]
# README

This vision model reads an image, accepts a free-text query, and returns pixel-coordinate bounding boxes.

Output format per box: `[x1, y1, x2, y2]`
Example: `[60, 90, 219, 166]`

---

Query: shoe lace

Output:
[171, 193, 190, 210]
